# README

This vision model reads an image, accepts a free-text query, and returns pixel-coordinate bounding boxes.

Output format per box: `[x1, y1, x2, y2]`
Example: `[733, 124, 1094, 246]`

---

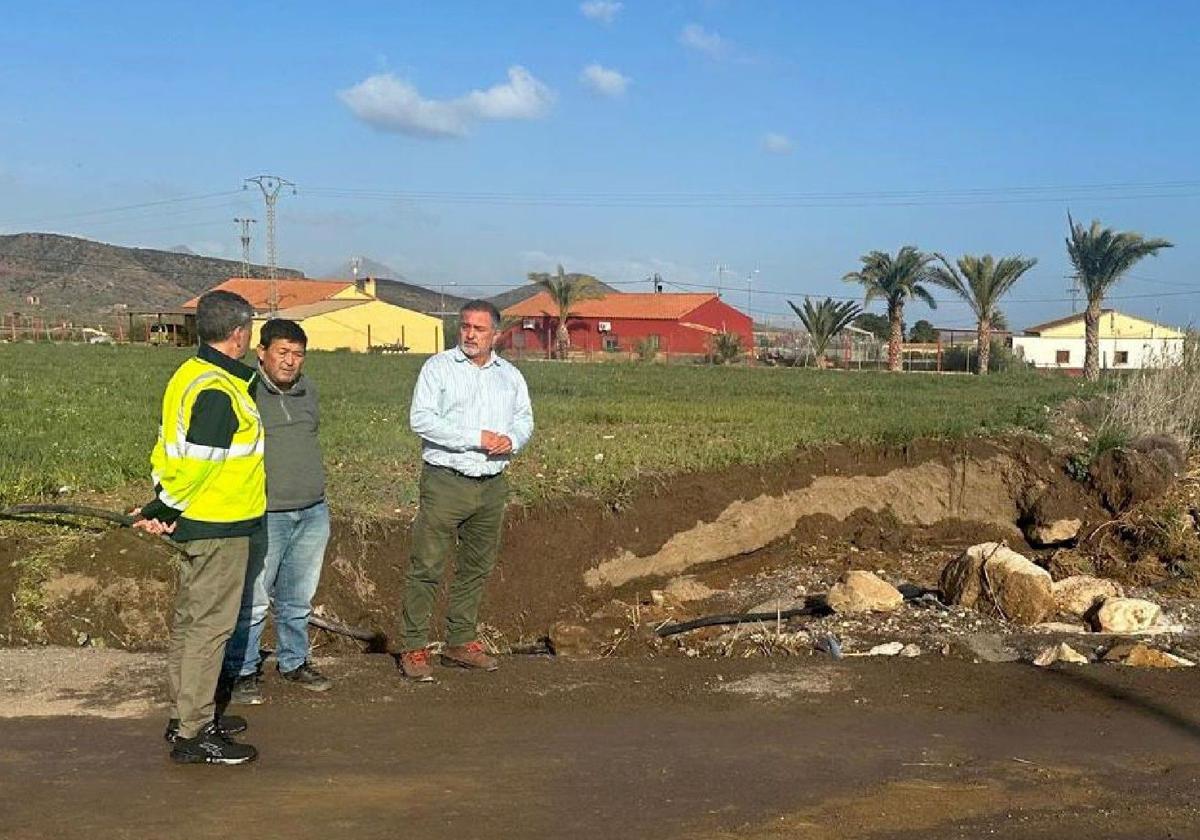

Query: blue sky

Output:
[1, 0, 1198, 329]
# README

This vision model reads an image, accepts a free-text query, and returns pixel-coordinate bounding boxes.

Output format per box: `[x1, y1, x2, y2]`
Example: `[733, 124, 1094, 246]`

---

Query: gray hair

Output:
[459, 299, 501, 329]
[196, 290, 254, 343]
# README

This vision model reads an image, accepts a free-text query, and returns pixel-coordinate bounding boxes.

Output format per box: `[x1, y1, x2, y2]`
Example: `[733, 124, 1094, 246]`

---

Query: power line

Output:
[301, 179, 1200, 209]
[0, 191, 244, 229]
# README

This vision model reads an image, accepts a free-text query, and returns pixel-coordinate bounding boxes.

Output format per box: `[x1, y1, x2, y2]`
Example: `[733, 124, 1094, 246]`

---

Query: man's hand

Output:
[480, 430, 513, 456]
[129, 507, 176, 536]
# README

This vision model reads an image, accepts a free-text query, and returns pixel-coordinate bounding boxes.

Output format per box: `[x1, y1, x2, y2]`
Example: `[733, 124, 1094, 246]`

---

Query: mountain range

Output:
[0, 233, 622, 325]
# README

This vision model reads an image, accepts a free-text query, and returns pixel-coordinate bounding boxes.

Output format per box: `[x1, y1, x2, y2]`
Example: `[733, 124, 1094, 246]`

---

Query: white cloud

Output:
[679, 23, 727, 58]
[339, 66, 555, 139]
[580, 1, 622, 24]
[580, 64, 630, 98]
[762, 132, 793, 154]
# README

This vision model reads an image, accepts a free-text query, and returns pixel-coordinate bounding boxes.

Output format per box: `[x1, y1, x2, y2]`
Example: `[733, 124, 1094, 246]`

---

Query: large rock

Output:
[826, 571, 904, 614]
[1033, 642, 1089, 667]
[1052, 575, 1124, 619]
[940, 543, 1055, 626]
[1090, 597, 1162, 633]
[1123, 643, 1195, 669]
[547, 616, 629, 659]
[1027, 519, 1082, 547]
[663, 576, 716, 604]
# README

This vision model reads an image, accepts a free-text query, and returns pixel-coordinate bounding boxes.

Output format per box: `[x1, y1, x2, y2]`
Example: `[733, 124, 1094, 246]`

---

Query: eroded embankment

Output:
[0, 436, 1106, 650]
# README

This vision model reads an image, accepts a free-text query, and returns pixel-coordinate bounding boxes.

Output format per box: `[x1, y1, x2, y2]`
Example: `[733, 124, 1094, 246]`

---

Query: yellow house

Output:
[1012, 309, 1185, 371]
[183, 277, 444, 353]
[251, 298, 443, 353]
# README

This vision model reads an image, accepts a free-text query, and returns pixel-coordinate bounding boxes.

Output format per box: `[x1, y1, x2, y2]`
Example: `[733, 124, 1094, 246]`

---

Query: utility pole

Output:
[715, 263, 728, 298]
[746, 268, 759, 322]
[244, 175, 296, 314]
[1067, 273, 1080, 313]
[350, 256, 362, 292]
[234, 217, 256, 277]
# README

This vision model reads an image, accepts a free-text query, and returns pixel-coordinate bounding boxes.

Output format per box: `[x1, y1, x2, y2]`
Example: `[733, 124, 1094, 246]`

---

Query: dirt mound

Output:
[0, 526, 177, 649]
[0, 436, 1131, 652]
[1089, 443, 1179, 513]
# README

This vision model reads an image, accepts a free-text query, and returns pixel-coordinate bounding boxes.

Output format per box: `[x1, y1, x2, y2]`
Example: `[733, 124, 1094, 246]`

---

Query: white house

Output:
[1012, 309, 1186, 372]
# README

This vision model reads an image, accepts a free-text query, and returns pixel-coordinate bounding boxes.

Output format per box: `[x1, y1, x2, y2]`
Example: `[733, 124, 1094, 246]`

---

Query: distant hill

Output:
[371, 277, 468, 315]
[322, 256, 406, 283]
[0, 233, 303, 322]
[488, 277, 621, 312]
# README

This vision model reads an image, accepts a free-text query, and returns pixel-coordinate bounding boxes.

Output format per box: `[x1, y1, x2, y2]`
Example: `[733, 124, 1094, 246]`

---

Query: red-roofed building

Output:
[498, 291, 752, 357]
[180, 277, 367, 312]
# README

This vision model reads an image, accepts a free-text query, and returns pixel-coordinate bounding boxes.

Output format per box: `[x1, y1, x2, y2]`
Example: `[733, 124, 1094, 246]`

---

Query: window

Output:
[1114, 350, 1129, 365]
[1055, 350, 1070, 364]
[645, 334, 661, 350]
[603, 335, 620, 351]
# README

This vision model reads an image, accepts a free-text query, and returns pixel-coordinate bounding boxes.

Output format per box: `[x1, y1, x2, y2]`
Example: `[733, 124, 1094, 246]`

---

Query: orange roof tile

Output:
[181, 277, 354, 312]
[503, 291, 718, 321]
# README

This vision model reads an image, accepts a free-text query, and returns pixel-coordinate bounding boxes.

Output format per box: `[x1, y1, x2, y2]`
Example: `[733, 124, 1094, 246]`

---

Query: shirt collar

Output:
[256, 364, 306, 395]
[198, 342, 255, 382]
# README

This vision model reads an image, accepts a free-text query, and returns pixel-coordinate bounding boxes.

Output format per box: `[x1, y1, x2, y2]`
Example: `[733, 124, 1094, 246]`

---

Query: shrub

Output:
[708, 332, 743, 365]
[1100, 332, 1200, 454]
[940, 340, 1029, 373]
[633, 337, 658, 362]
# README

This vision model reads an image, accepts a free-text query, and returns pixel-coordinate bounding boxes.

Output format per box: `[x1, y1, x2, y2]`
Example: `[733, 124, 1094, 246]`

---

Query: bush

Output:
[707, 332, 743, 365]
[633, 337, 658, 362]
[940, 340, 1029, 374]
[1100, 333, 1200, 454]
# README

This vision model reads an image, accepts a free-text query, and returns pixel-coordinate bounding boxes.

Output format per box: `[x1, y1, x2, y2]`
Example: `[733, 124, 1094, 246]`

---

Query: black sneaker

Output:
[163, 714, 248, 744]
[279, 661, 332, 692]
[169, 722, 257, 765]
[228, 674, 263, 705]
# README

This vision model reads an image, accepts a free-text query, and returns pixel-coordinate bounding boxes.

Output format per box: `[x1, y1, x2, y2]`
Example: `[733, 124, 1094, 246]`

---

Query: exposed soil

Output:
[0, 434, 1188, 655]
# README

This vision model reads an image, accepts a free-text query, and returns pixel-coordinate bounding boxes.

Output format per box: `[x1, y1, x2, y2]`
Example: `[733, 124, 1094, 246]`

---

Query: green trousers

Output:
[167, 536, 250, 738]
[401, 465, 509, 650]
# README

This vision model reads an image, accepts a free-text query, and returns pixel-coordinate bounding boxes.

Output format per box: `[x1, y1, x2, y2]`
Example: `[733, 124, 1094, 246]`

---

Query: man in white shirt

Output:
[400, 300, 534, 682]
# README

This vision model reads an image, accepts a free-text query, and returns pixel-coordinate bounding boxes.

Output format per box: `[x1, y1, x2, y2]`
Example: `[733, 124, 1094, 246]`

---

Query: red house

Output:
[499, 292, 753, 357]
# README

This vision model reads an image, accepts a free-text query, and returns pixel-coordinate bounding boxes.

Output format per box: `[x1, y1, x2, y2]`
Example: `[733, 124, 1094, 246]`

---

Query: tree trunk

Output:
[556, 320, 570, 360]
[888, 302, 903, 372]
[1083, 301, 1101, 381]
[977, 318, 991, 375]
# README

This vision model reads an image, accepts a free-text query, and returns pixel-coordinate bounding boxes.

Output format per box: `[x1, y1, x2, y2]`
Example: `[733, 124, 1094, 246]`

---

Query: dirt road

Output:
[1, 650, 1198, 840]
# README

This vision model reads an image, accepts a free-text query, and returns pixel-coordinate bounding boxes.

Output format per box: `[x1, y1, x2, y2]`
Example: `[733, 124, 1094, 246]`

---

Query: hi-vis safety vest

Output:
[150, 356, 266, 529]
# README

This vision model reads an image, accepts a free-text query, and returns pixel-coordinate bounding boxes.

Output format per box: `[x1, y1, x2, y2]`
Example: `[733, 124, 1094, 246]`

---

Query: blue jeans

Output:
[223, 501, 330, 677]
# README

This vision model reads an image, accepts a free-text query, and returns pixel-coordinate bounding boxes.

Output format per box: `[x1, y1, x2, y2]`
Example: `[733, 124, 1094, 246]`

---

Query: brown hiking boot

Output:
[399, 648, 435, 682]
[441, 641, 499, 672]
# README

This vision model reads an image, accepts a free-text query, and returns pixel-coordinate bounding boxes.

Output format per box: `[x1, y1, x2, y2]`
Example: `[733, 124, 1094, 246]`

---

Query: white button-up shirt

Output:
[409, 347, 534, 477]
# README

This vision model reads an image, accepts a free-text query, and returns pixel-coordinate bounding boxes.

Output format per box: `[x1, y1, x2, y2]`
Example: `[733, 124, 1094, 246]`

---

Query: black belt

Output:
[426, 463, 502, 482]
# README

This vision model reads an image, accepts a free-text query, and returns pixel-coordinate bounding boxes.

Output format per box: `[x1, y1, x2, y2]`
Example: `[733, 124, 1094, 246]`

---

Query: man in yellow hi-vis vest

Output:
[134, 290, 266, 765]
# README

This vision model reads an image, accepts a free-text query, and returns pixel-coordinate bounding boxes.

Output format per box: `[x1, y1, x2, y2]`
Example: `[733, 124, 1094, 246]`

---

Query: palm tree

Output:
[788, 297, 861, 368]
[843, 246, 936, 371]
[1065, 215, 1173, 380]
[528, 264, 602, 359]
[928, 253, 1037, 375]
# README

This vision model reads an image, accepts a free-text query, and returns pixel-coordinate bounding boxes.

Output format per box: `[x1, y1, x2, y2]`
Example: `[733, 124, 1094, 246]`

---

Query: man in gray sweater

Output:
[222, 318, 332, 703]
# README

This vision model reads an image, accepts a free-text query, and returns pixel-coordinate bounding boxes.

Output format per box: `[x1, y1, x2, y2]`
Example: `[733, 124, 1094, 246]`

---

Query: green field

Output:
[0, 343, 1093, 516]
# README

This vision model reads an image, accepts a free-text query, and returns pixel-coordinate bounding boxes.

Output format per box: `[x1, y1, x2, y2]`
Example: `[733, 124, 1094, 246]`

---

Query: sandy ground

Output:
[1, 648, 1199, 840]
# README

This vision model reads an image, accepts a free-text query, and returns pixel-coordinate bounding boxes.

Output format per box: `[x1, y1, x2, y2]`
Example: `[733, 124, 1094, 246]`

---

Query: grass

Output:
[0, 343, 1096, 517]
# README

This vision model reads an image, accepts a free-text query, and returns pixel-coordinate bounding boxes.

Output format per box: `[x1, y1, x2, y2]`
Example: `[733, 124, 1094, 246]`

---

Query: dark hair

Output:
[460, 299, 501, 328]
[259, 318, 308, 349]
[196, 290, 254, 343]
